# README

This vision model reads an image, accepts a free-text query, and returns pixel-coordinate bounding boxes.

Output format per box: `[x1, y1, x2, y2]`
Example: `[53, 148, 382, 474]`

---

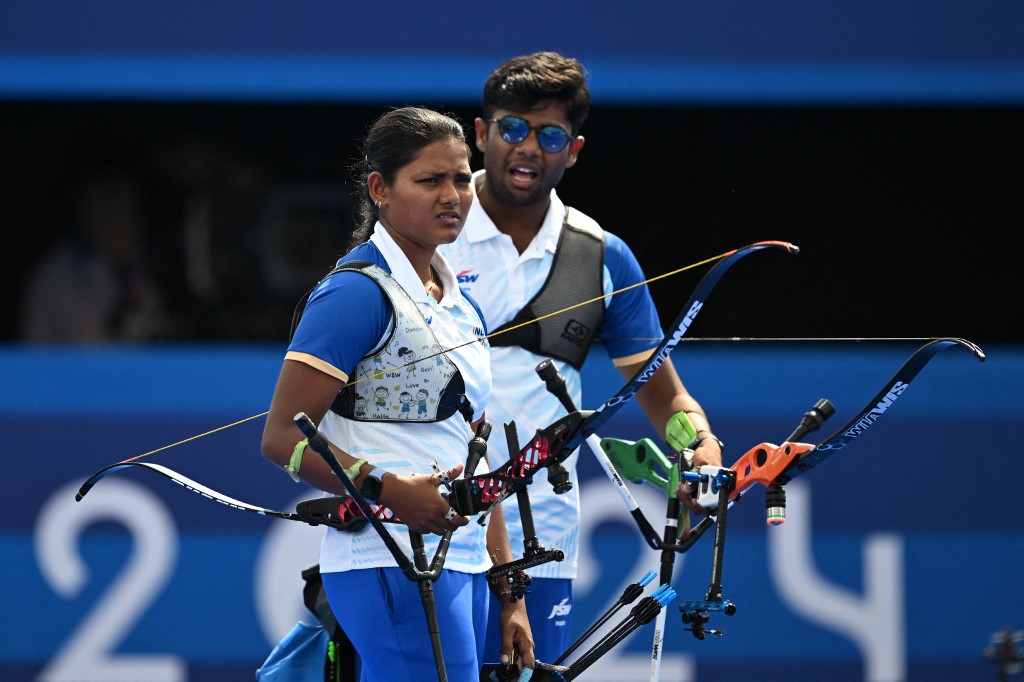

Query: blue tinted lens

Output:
[496, 116, 570, 152]
[498, 116, 530, 144]
[537, 126, 570, 153]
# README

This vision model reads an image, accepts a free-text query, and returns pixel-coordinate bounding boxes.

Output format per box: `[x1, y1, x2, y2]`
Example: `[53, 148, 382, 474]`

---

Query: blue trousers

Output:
[323, 567, 489, 682]
[483, 576, 573, 666]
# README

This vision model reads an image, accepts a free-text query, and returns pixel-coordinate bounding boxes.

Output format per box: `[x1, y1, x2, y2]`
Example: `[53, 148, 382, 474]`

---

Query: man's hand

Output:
[499, 597, 535, 675]
[674, 436, 723, 515]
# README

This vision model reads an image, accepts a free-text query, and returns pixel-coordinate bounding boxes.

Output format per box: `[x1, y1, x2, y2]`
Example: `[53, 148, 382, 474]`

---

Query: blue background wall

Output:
[2, 2, 1022, 346]
[2, 340, 1018, 681]
[2, 3, 1021, 680]
[1, 1, 1022, 104]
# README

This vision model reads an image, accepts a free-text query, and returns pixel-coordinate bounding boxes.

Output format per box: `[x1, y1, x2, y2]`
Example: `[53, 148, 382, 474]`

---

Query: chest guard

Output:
[293, 261, 470, 424]
[489, 207, 605, 370]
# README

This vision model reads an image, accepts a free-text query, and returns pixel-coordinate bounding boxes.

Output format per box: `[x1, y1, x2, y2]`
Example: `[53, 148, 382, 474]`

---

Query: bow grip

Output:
[448, 478, 478, 516]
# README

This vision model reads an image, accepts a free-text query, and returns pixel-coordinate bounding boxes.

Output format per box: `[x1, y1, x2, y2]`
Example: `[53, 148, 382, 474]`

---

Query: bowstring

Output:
[120, 414, 268, 463]
[113, 250, 726, 463]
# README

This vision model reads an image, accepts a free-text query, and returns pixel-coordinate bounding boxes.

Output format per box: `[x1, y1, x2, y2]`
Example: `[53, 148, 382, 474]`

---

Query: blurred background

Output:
[2, 2, 1022, 681]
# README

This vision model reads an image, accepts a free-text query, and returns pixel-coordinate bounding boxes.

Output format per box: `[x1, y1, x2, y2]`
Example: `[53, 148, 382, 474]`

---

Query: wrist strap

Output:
[689, 433, 724, 452]
[345, 458, 368, 481]
[284, 438, 308, 482]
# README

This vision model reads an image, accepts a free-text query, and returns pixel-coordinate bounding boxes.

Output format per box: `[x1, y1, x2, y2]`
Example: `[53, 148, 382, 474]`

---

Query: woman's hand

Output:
[380, 464, 469, 535]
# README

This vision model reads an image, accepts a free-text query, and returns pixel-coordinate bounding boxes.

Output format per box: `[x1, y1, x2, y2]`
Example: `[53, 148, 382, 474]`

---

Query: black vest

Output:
[488, 207, 605, 370]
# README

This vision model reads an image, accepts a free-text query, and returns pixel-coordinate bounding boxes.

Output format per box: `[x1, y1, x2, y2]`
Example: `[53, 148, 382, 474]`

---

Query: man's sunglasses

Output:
[486, 115, 572, 154]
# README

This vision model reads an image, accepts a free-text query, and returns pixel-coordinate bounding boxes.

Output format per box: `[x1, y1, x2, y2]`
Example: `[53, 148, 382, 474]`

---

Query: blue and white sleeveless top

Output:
[287, 227, 492, 574]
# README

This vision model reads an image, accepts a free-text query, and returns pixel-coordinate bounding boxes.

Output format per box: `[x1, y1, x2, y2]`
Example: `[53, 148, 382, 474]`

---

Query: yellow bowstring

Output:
[118, 250, 727, 463]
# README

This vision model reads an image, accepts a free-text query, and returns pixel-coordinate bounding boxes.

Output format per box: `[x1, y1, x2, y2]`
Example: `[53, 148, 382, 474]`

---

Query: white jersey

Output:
[440, 171, 664, 580]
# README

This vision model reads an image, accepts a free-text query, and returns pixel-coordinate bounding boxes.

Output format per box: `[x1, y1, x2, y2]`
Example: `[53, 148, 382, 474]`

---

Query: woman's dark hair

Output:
[482, 51, 591, 136]
[347, 107, 469, 249]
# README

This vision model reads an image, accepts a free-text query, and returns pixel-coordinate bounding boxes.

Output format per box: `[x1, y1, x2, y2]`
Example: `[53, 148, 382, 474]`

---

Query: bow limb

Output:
[76, 241, 799, 523]
[72, 245, 766, 475]
[680, 335, 986, 551]
[75, 460, 375, 530]
[575, 240, 799, 443]
[779, 336, 984, 480]
[451, 240, 800, 516]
